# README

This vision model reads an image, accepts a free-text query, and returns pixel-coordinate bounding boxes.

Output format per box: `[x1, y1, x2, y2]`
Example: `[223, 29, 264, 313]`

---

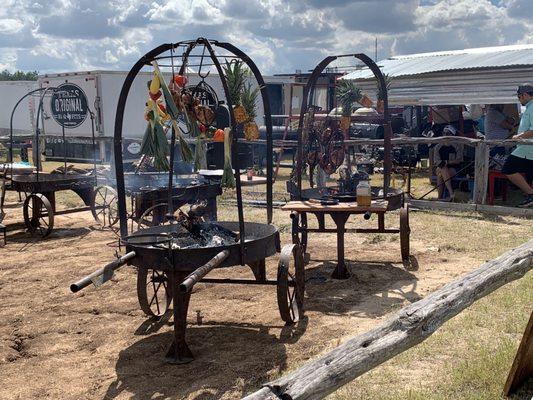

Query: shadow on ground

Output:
[5, 226, 94, 247]
[104, 323, 291, 399]
[303, 258, 421, 317]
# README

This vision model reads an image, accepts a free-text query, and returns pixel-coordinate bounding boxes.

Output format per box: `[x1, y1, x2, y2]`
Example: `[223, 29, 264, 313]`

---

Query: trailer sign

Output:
[51, 83, 89, 128]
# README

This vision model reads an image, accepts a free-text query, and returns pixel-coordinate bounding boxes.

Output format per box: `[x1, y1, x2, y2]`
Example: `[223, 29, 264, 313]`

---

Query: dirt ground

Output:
[0, 198, 530, 399]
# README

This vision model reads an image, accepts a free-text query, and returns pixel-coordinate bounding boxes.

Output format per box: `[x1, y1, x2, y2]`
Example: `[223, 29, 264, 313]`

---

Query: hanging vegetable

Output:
[221, 128, 235, 188]
[173, 74, 188, 87]
[151, 61, 194, 163]
[213, 128, 225, 142]
[140, 70, 171, 171]
[193, 126, 207, 171]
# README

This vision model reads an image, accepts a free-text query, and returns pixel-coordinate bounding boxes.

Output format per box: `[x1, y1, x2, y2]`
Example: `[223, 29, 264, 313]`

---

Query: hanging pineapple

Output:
[241, 82, 260, 140]
[222, 60, 249, 124]
[336, 80, 361, 133]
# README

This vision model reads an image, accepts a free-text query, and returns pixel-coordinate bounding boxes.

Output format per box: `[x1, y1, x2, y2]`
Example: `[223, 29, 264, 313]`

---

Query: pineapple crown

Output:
[241, 82, 260, 120]
[222, 59, 248, 107]
[336, 80, 362, 117]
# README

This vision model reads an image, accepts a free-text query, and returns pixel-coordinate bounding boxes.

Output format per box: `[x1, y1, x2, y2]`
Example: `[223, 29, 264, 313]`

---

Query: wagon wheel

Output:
[291, 212, 308, 255]
[137, 268, 172, 318]
[91, 185, 119, 227]
[137, 203, 173, 230]
[277, 244, 305, 324]
[400, 204, 410, 261]
[23, 193, 54, 237]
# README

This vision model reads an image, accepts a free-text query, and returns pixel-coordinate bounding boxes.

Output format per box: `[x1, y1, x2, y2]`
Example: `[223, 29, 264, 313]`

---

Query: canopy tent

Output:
[340, 44, 533, 106]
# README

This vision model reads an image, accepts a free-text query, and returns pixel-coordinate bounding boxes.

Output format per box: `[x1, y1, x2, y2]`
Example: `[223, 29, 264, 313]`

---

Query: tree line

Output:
[0, 69, 38, 81]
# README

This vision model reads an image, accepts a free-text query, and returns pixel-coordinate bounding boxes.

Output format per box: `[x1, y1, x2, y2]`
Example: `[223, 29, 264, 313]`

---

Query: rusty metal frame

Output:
[294, 53, 392, 200]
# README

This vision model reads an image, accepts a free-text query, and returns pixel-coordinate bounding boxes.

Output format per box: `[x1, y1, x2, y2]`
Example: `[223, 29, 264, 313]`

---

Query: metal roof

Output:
[343, 44, 533, 80]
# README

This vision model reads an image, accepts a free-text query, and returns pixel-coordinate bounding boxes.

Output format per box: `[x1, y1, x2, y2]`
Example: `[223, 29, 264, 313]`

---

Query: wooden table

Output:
[282, 200, 410, 279]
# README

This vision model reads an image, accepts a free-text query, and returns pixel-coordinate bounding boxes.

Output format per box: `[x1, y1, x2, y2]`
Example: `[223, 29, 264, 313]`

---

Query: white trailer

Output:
[34, 70, 294, 161]
[0, 81, 38, 137]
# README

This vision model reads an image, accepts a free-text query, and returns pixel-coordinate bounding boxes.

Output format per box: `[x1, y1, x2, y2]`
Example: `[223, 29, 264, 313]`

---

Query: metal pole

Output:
[167, 124, 177, 218]
[62, 124, 67, 174]
[202, 38, 247, 263]
[90, 111, 97, 180]
[113, 43, 176, 238]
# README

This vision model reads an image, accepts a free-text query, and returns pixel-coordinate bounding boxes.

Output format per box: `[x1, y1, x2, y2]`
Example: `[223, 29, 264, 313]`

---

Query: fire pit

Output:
[71, 37, 305, 364]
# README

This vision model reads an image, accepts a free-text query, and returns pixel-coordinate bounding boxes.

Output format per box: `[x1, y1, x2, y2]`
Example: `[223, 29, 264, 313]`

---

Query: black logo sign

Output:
[50, 83, 88, 128]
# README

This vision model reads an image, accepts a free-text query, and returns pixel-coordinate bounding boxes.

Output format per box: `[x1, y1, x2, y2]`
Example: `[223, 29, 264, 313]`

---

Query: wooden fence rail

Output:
[242, 240, 533, 400]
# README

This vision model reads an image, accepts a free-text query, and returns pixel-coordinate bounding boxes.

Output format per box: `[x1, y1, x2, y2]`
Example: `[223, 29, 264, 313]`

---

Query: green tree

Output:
[0, 69, 39, 81]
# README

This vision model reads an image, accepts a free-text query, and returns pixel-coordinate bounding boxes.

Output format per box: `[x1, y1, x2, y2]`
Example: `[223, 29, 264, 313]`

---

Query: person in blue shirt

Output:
[502, 84, 533, 207]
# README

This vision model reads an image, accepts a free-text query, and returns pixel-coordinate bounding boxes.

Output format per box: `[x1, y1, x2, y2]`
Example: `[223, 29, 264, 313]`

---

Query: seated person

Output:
[430, 105, 461, 137]
[433, 125, 464, 201]
[485, 104, 515, 157]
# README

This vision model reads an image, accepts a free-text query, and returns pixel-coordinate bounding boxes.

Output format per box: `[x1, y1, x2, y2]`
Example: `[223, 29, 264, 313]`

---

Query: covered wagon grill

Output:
[71, 37, 305, 364]
[284, 53, 411, 278]
[0, 87, 109, 238]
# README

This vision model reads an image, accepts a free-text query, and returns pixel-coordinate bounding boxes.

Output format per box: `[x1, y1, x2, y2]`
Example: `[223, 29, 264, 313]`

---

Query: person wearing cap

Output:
[501, 84, 533, 208]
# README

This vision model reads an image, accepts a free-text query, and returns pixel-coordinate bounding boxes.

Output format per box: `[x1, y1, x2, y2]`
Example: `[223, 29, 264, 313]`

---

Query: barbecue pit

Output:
[71, 37, 305, 364]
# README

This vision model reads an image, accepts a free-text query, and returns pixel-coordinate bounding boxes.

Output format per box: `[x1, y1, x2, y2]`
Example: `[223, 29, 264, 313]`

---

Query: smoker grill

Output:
[71, 37, 305, 364]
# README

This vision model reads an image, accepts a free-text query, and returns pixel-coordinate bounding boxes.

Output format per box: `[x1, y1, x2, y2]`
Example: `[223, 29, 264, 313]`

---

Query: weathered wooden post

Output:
[473, 141, 489, 205]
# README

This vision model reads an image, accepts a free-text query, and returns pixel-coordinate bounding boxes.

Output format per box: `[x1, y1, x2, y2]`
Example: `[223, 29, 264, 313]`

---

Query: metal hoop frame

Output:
[294, 54, 392, 199]
[113, 38, 274, 265]
[8, 86, 98, 185]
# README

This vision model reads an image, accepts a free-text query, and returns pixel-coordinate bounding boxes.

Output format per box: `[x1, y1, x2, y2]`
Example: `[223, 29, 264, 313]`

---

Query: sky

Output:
[0, 0, 532, 75]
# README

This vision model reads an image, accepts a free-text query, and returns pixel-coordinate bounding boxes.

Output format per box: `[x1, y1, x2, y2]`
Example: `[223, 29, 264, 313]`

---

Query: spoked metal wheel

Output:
[137, 203, 172, 230]
[291, 212, 308, 255]
[400, 204, 410, 262]
[277, 244, 305, 324]
[137, 268, 172, 318]
[91, 185, 118, 227]
[23, 193, 54, 237]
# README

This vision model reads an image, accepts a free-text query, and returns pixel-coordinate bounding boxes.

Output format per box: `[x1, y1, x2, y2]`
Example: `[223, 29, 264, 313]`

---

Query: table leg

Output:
[378, 212, 385, 232]
[330, 212, 350, 279]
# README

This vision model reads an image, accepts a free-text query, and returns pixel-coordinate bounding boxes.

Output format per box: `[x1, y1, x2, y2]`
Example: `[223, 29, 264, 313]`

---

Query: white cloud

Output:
[0, 19, 24, 34]
[0, 0, 531, 74]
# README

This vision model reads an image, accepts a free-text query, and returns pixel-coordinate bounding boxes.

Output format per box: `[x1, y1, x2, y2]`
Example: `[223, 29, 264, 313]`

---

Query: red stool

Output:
[488, 170, 531, 205]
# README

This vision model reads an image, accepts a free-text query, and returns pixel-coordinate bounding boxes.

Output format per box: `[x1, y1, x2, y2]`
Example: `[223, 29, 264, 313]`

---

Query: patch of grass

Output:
[331, 272, 533, 400]
[363, 234, 386, 244]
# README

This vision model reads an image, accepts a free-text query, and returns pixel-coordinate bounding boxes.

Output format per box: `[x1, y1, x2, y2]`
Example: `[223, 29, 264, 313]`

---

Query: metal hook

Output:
[198, 45, 210, 80]
[170, 46, 175, 79]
